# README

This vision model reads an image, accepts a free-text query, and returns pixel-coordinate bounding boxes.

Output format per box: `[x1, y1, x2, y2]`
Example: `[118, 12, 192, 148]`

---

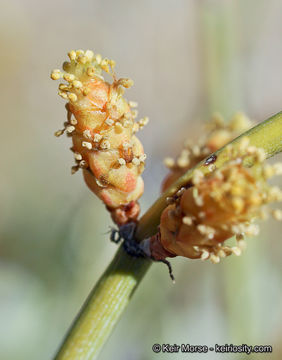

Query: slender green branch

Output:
[55, 247, 151, 360]
[54, 111, 282, 360]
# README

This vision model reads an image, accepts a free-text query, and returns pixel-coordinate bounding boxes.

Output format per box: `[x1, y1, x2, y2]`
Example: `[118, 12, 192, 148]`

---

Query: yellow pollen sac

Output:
[68, 50, 77, 61]
[105, 118, 114, 126]
[66, 125, 75, 134]
[63, 73, 75, 82]
[118, 78, 134, 88]
[94, 134, 102, 142]
[118, 158, 126, 166]
[70, 118, 78, 125]
[129, 101, 138, 108]
[83, 130, 92, 139]
[68, 93, 77, 102]
[82, 141, 93, 150]
[272, 209, 282, 221]
[115, 122, 123, 133]
[72, 80, 83, 89]
[139, 154, 147, 162]
[74, 152, 82, 161]
[58, 91, 68, 100]
[132, 157, 140, 166]
[100, 140, 110, 150]
[51, 70, 62, 80]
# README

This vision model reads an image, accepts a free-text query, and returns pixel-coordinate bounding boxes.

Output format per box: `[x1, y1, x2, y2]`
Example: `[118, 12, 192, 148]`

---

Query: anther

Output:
[83, 130, 92, 139]
[118, 158, 126, 166]
[82, 141, 93, 150]
[66, 125, 75, 133]
[94, 134, 103, 142]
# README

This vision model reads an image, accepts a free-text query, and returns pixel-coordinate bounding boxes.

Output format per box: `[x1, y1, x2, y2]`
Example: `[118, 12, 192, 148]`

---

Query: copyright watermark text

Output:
[152, 343, 272, 354]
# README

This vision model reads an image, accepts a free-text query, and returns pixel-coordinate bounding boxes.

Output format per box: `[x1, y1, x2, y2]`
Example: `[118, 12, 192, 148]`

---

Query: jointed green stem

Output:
[54, 111, 282, 360]
[55, 247, 151, 360]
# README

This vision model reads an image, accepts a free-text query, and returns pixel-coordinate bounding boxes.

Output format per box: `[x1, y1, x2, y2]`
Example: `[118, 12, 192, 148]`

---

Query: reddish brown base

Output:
[109, 201, 140, 226]
[149, 233, 176, 261]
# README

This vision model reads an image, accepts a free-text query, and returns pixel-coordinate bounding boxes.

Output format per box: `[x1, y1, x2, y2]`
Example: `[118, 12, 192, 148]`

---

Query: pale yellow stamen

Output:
[58, 91, 68, 100]
[106, 118, 114, 126]
[79, 160, 88, 168]
[119, 78, 134, 88]
[82, 141, 92, 150]
[272, 209, 282, 221]
[129, 101, 138, 108]
[164, 157, 175, 168]
[94, 134, 102, 142]
[132, 157, 140, 166]
[100, 140, 110, 150]
[114, 122, 123, 134]
[84, 50, 94, 61]
[123, 142, 131, 150]
[68, 50, 77, 61]
[68, 93, 77, 102]
[66, 125, 75, 134]
[139, 116, 149, 128]
[72, 80, 83, 89]
[51, 70, 62, 80]
[210, 254, 220, 264]
[201, 250, 210, 260]
[182, 216, 193, 226]
[83, 130, 92, 139]
[70, 118, 78, 125]
[124, 120, 132, 128]
[74, 152, 82, 161]
[177, 157, 189, 168]
[231, 247, 242, 256]
[139, 154, 147, 162]
[63, 73, 75, 82]
[93, 54, 101, 64]
[118, 158, 126, 166]
[54, 129, 65, 137]
[132, 110, 138, 119]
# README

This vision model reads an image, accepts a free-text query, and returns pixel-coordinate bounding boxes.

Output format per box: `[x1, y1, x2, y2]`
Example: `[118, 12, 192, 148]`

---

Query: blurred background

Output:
[1, 0, 282, 359]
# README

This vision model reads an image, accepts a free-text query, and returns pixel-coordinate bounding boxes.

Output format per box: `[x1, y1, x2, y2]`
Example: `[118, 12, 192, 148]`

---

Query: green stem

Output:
[200, 1, 243, 116]
[54, 111, 282, 360]
[54, 247, 151, 360]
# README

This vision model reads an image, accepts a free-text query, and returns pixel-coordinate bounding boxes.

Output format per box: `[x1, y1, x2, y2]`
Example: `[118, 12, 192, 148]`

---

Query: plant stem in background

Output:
[54, 111, 282, 360]
[200, 1, 248, 340]
[199, 0, 243, 117]
[200, 0, 270, 344]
